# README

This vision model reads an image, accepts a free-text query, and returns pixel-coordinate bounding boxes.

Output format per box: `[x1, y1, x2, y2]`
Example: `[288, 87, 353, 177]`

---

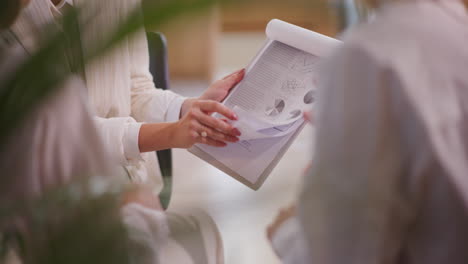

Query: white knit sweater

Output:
[12, 0, 186, 193]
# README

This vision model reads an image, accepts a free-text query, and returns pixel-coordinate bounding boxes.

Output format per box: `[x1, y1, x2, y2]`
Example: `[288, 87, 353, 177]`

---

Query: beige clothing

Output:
[1, 29, 111, 263]
[7, 2, 223, 264]
[0, 31, 110, 202]
[288, 1, 468, 264]
[0, 78, 110, 202]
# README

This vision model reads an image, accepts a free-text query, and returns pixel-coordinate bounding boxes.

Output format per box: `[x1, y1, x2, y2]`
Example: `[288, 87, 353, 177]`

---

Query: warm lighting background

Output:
[152, 0, 339, 81]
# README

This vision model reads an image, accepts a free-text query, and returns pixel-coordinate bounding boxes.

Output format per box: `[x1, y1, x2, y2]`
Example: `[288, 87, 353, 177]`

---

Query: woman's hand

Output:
[180, 69, 245, 117]
[173, 100, 241, 148]
[138, 70, 244, 152]
[199, 69, 245, 102]
[267, 205, 296, 242]
[174, 69, 245, 148]
[138, 101, 241, 152]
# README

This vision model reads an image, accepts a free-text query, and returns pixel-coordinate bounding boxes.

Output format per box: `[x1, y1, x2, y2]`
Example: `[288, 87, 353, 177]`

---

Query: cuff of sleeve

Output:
[271, 216, 302, 260]
[165, 96, 186, 122]
[123, 122, 144, 162]
[121, 203, 170, 253]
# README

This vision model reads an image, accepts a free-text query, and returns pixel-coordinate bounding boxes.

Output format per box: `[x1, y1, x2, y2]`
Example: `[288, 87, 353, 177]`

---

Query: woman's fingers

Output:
[191, 120, 239, 143]
[179, 99, 243, 148]
[222, 69, 244, 80]
[198, 136, 227, 147]
[192, 108, 240, 136]
[197, 100, 238, 121]
[221, 68, 245, 88]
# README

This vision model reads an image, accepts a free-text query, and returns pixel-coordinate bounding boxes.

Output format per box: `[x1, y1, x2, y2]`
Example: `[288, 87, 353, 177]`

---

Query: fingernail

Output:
[233, 128, 241, 136]
[232, 113, 238, 120]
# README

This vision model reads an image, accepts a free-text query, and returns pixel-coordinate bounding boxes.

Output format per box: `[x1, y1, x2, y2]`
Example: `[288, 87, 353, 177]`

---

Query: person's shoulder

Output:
[338, 20, 417, 69]
[323, 25, 389, 74]
[338, 2, 466, 67]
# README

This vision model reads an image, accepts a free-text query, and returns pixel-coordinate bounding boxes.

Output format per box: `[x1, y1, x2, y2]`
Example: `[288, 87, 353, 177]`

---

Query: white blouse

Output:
[80, 0, 186, 192]
[24, 0, 187, 192]
[274, 1, 468, 263]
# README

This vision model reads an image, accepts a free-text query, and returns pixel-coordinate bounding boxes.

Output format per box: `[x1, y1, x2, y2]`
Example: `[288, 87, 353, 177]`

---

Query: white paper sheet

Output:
[231, 106, 302, 141]
[190, 19, 341, 188]
[266, 19, 340, 58]
[223, 40, 318, 127]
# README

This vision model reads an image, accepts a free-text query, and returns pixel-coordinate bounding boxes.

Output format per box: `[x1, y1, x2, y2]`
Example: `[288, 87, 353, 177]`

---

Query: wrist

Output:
[180, 98, 197, 118]
[138, 122, 178, 152]
[167, 121, 184, 149]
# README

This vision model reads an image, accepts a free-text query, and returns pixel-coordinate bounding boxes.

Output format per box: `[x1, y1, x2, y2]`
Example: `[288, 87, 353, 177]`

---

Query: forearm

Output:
[138, 122, 178, 152]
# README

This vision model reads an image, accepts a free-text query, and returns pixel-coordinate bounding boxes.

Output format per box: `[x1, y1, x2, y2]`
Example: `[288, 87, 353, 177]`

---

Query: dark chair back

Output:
[147, 32, 173, 209]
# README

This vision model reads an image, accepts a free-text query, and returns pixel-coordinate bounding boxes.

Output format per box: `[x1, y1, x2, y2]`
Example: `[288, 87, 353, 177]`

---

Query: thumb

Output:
[222, 68, 244, 80]
[222, 68, 245, 90]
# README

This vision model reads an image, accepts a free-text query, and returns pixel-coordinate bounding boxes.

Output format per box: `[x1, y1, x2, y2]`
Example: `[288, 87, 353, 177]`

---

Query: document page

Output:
[225, 40, 318, 140]
[189, 19, 341, 189]
[199, 40, 318, 184]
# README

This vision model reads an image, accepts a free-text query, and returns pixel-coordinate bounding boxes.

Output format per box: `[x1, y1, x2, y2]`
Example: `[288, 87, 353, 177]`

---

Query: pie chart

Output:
[304, 90, 315, 104]
[265, 99, 285, 117]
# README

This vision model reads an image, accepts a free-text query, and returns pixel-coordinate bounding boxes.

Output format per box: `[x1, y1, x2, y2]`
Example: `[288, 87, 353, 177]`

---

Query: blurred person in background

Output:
[11, 1, 239, 262]
[266, 0, 468, 263]
[1, 0, 227, 263]
[0, 0, 110, 213]
[1, 0, 114, 263]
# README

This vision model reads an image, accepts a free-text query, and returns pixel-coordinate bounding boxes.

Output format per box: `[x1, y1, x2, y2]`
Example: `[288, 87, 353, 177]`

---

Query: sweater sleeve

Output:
[93, 116, 144, 165]
[127, 0, 186, 123]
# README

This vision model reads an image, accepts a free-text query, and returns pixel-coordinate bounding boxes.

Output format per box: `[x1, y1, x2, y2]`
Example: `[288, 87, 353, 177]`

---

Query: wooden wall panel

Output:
[221, 1, 338, 36]
[147, 1, 338, 80]
[156, 7, 221, 81]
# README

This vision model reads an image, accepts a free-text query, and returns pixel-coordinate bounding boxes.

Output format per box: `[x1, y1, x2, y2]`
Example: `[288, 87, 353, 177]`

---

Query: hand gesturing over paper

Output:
[199, 69, 245, 102]
[138, 70, 244, 152]
[177, 69, 245, 147]
[174, 100, 241, 148]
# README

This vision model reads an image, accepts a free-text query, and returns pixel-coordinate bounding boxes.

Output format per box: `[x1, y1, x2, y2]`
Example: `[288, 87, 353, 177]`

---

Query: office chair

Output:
[147, 32, 173, 210]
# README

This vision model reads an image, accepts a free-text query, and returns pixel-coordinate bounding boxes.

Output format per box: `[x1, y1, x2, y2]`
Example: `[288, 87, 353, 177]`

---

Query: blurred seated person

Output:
[0, 0, 110, 211]
[267, 0, 468, 263]
[1, 0, 115, 262]
[11, 2, 239, 261]
[1, 1, 225, 263]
